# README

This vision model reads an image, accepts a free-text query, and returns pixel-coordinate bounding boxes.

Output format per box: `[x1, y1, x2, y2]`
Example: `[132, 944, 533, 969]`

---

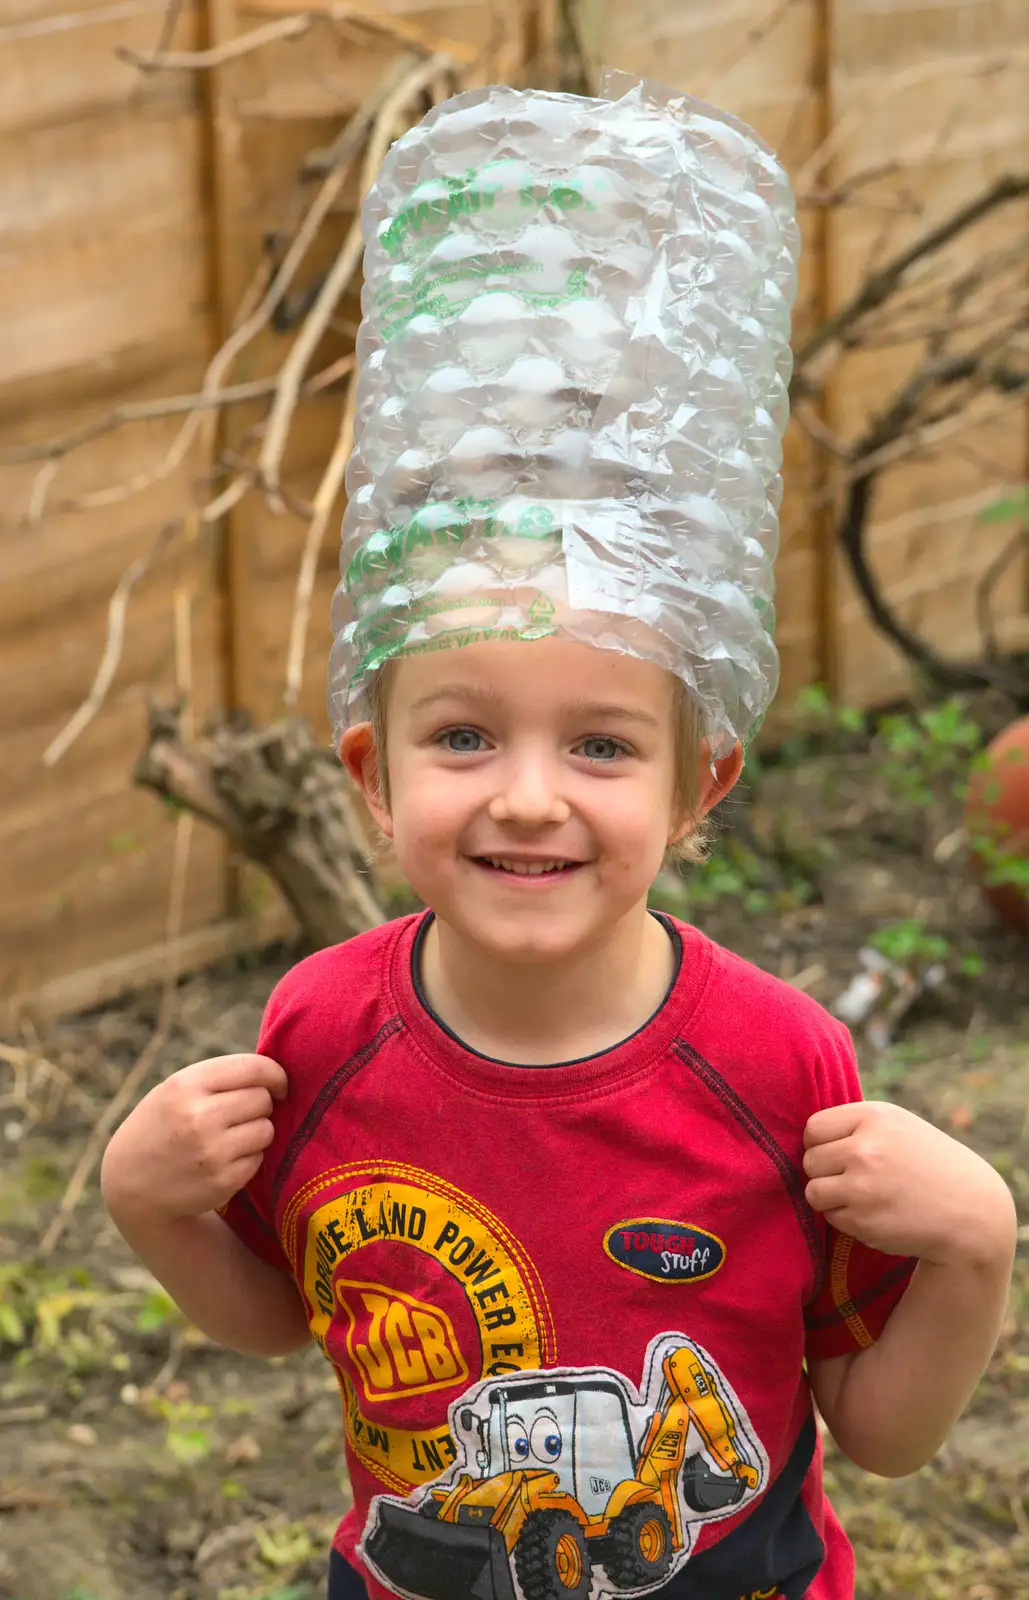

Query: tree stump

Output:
[134, 703, 387, 949]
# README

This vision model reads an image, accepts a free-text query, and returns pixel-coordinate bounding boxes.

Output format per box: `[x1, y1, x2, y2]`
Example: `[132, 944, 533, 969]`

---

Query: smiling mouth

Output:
[472, 857, 584, 878]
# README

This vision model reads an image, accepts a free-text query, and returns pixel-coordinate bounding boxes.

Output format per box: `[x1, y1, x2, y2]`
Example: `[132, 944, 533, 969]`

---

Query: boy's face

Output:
[343, 637, 740, 966]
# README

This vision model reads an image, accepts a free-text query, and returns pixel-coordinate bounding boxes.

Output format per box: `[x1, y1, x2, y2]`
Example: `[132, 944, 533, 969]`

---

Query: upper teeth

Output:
[487, 859, 567, 875]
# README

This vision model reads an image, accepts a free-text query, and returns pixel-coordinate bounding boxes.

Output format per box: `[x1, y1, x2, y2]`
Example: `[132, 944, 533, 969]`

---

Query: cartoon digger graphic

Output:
[361, 1333, 767, 1600]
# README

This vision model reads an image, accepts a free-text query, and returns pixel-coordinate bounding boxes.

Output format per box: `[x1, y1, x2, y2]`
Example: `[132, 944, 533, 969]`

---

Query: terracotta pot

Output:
[964, 713, 1029, 934]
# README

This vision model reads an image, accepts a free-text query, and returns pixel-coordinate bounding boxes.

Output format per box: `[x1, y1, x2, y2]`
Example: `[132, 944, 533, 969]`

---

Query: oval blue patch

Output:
[604, 1218, 726, 1284]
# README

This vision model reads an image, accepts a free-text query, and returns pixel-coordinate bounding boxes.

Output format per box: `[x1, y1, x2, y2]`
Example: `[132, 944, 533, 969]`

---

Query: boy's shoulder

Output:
[267, 911, 416, 1005]
[705, 929, 841, 1033]
[677, 919, 860, 1115]
[256, 912, 421, 1065]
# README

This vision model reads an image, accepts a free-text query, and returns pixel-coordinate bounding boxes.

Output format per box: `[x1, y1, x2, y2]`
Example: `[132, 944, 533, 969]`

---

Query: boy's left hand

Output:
[804, 1101, 1015, 1267]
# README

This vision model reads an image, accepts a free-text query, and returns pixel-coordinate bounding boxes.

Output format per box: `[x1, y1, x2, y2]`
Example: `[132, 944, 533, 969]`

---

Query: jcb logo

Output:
[338, 1279, 469, 1403]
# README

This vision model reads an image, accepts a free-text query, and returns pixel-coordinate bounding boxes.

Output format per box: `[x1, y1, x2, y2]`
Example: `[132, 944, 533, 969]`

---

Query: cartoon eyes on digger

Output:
[507, 1411, 563, 1467]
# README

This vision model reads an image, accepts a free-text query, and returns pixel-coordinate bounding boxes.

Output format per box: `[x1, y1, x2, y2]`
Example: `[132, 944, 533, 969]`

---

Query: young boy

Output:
[101, 81, 1015, 1600]
[101, 633, 1015, 1600]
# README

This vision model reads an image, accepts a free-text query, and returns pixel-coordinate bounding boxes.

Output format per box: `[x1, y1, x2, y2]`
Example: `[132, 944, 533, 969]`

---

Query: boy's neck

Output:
[418, 905, 677, 1065]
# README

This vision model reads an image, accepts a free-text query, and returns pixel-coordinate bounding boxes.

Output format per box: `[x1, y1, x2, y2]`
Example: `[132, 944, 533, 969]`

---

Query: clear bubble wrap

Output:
[329, 68, 800, 755]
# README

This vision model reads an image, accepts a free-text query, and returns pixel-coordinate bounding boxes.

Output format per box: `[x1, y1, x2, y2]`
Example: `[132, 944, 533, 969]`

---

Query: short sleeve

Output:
[804, 1017, 916, 1362]
[804, 1226, 915, 1359]
[216, 979, 297, 1279]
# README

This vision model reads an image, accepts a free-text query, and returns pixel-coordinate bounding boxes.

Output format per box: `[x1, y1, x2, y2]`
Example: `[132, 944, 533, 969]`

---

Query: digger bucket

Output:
[364, 1500, 517, 1600]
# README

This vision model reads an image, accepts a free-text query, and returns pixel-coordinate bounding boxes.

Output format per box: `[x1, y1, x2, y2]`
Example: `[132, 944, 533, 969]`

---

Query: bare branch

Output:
[120, 1, 477, 72]
[977, 527, 1028, 662]
[837, 472, 1028, 701]
[150, 0, 185, 58]
[0, 0, 164, 46]
[42, 521, 183, 767]
[554, 0, 597, 94]
[831, 332, 1029, 703]
[794, 48, 1029, 194]
[284, 371, 356, 705]
[34, 56, 416, 524]
[249, 0, 479, 68]
[120, 11, 313, 70]
[258, 51, 455, 503]
[856, 394, 1026, 480]
[38, 810, 193, 1257]
[792, 173, 1029, 384]
[2, 378, 283, 467]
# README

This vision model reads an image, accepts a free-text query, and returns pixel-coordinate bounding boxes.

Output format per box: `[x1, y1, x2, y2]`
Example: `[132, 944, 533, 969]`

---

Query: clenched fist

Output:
[101, 1054, 288, 1224]
[803, 1100, 1015, 1266]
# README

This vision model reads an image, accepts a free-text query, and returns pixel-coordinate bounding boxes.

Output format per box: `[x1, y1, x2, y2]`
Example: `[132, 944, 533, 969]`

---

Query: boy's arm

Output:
[805, 1100, 1016, 1478]
[101, 1052, 311, 1359]
[110, 1207, 311, 1358]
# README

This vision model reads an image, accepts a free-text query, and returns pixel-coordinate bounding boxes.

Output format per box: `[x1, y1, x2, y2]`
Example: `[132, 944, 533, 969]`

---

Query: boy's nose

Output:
[487, 757, 571, 828]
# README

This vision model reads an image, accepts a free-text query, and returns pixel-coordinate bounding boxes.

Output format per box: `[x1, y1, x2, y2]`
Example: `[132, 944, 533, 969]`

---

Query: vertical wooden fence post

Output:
[813, 0, 838, 702]
[198, 0, 255, 916]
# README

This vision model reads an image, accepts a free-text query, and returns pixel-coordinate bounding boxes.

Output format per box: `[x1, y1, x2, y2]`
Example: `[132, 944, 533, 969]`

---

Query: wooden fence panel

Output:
[577, 0, 830, 717]
[1, 0, 1026, 1014]
[209, 0, 539, 743]
[0, 1, 227, 1003]
[824, 0, 1029, 705]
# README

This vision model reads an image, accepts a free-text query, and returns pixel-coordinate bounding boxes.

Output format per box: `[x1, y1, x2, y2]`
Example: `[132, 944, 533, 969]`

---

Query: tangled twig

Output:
[38, 810, 194, 1258]
[38, 53, 420, 524]
[42, 521, 182, 767]
[283, 368, 356, 704]
[792, 173, 1029, 384]
[258, 49, 455, 503]
[119, 1, 476, 73]
[2, 378, 283, 468]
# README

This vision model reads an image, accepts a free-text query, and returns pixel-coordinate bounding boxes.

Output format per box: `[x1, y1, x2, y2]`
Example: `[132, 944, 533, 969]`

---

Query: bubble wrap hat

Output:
[329, 68, 800, 755]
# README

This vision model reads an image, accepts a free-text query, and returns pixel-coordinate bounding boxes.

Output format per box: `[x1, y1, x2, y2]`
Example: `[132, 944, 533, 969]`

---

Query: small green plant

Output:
[0, 1262, 110, 1369]
[681, 839, 774, 915]
[966, 822, 1029, 897]
[869, 918, 950, 968]
[868, 919, 988, 981]
[776, 684, 865, 765]
[876, 697, 983, 809]
[255, 1522, 319, 1570]
[147, 1394, 215, 1464]
[135, 1285, 183, 1333]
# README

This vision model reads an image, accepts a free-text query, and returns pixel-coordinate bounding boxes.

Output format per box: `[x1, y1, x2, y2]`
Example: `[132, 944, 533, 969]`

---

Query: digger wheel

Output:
[514, 1509, 592, 1600]
[604, 1503, 675, 1587]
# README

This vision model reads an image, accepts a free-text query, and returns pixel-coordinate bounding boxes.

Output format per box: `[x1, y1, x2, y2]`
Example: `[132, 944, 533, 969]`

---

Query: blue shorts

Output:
[328, 1550, 369, 1598]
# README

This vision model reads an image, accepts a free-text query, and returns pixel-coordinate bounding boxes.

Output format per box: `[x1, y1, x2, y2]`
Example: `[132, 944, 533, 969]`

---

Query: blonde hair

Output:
[366, 658, 713, 867]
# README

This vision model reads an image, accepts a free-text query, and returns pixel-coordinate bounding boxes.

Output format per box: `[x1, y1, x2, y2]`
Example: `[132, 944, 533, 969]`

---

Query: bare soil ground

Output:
[2, 733, 1027, 1600]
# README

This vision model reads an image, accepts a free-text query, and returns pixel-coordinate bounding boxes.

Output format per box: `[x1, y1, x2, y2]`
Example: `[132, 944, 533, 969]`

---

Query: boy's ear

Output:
[700, 740, 745, 813]
[669, 739, 744, 844]
[339, 722, 393, 838]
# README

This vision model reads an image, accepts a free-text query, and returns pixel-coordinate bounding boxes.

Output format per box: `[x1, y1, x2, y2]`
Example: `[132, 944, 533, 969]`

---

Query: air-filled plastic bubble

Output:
[330, 69, 800, 755]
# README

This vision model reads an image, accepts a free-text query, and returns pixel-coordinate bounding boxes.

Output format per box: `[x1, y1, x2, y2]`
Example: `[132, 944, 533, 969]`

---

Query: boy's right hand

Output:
[101, 1055, 288, 1224]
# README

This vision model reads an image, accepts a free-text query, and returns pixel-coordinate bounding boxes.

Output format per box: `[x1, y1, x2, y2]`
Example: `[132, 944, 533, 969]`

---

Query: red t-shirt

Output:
[221, 912, 914, 1600]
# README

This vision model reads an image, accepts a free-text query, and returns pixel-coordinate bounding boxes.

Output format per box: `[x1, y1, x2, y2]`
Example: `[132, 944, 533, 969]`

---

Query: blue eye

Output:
[512, 1434, 529, 1459]
[443, 727, 484, 753]
[544, 1434, 561, 1458]
[580, 737, 624, 762]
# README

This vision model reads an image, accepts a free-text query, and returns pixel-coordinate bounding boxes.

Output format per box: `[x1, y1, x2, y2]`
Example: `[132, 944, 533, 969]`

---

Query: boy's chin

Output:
[433, 897, 624, 965]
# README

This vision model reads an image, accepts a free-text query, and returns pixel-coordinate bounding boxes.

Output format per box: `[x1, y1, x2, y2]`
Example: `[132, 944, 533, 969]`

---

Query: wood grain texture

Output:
[1, 0, 546, 1011]
[824, 0, 1029, 704]
[4, 0, 1026, 1010]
